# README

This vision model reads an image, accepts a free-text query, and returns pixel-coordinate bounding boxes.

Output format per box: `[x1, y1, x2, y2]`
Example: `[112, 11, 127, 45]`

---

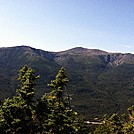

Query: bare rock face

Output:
[101, 53, 134, 67]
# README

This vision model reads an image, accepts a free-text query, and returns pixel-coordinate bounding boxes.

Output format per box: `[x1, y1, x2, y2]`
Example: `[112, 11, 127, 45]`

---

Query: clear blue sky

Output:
[0, 0, 134, 53]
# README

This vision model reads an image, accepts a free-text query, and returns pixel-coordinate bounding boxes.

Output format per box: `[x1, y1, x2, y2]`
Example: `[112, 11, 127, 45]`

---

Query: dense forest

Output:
[0, 66, 134, 133]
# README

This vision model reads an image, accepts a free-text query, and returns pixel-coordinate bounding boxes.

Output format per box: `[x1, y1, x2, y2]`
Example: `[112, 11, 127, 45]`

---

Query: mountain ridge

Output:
[0, 45, 134, 119]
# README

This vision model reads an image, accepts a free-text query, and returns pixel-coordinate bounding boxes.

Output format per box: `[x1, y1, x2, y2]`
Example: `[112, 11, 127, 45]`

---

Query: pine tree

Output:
[0, 65, 39, 133]
[46, 67, 89, 134]
[17, 65, 39, 104]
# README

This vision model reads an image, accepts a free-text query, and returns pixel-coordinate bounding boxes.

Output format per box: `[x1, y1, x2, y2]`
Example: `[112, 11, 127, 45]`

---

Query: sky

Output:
[0, 0, 134, 53]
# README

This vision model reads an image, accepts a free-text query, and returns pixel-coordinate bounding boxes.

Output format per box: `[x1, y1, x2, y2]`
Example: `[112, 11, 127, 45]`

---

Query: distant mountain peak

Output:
[66, 47, 88, 53]
[58, 47, 108, 56]
[70, 47, 88, 51]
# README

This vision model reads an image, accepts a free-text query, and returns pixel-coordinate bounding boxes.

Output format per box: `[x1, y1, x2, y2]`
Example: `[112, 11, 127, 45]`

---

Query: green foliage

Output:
[0, 65, 39, 133]
[94, 108, 134, 134]
[43, 67, 89, 133]
[0, 66, 89, 133]
[128, 105, 134, 120]
[48, 67, 69, 107]
[17, 65, 39, 104]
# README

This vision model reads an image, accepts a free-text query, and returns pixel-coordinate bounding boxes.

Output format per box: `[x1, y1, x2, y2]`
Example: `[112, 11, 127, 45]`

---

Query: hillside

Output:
[0, 46, 134, 119]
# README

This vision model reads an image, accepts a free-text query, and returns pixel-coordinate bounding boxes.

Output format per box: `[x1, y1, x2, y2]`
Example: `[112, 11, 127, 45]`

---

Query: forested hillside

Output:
[0, 46, 134, 119]
[0, 65, 134, 134]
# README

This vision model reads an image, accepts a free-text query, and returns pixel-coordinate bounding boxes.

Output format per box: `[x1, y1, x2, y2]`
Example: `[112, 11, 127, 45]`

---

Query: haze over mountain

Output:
[0, 46, 134, 119]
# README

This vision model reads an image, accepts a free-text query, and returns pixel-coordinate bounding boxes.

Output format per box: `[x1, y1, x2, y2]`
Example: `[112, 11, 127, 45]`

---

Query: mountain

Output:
[0, 45, 134, 119]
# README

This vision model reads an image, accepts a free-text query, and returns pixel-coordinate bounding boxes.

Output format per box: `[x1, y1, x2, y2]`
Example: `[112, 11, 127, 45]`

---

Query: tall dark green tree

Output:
[0, 66, 39, 133]
[48, 67, 69, 107]
[46, 67, 89, 134]
[17, 65, 39, 104]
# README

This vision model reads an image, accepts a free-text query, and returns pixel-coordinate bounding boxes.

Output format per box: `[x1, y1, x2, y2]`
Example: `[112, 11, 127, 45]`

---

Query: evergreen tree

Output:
[0, 66, 39, 133]
[17, 65, 39, 104]
[46, 67, 89, 134]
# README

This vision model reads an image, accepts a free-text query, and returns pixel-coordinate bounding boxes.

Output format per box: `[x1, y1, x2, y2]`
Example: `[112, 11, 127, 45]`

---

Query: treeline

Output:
[0, 66, 134, 133]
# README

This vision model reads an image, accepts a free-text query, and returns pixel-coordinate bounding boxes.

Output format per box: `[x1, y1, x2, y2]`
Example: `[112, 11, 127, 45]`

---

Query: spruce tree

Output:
[46, 67, 89, 134]
[0, 65, 39, 133]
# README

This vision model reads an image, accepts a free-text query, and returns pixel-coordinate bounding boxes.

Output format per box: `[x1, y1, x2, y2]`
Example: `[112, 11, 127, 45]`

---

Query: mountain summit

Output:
[57, 47, 108, 55]
[0, 46, 134, 118]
